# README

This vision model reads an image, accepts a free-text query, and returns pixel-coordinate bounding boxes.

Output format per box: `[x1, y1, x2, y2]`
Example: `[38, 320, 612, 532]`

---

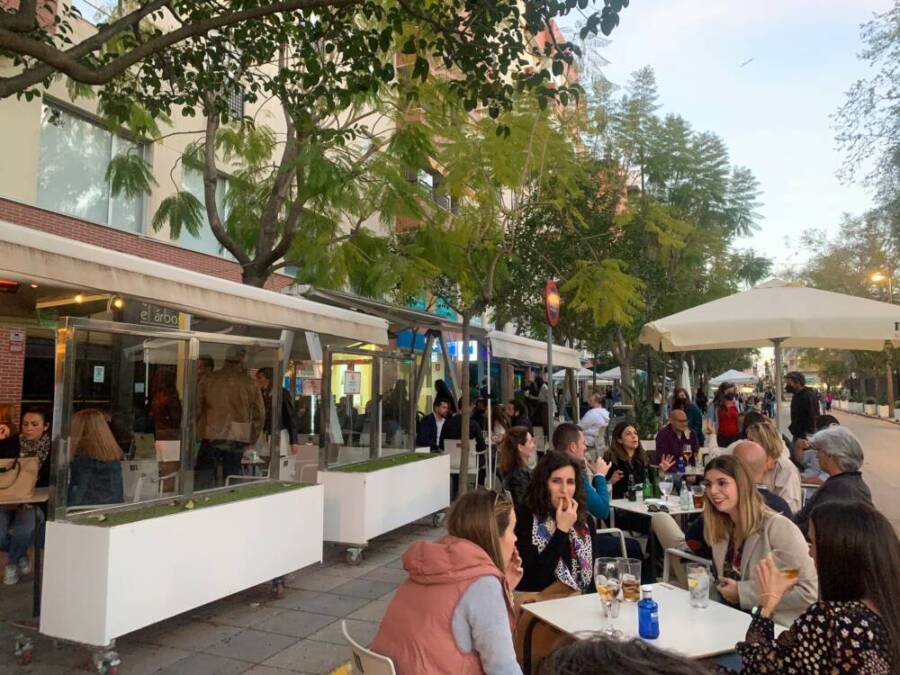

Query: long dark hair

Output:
[810, 501, 900, 664]
[524, 451, 587, 524]
[605, 421, 648, 467]
[713, 381, 735, 410]
[499, 425, 530, 474]
[540, 635, 710, 675]
[491, 404, 510, 432]
[740, 410, 765, 438]
[672, 387, 691, 411]
[509, 399, 528, 420]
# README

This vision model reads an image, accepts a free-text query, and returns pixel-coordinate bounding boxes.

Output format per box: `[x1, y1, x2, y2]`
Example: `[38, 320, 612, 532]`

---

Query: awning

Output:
[0, 220, 389, 345]
[488, 330, 581, 369]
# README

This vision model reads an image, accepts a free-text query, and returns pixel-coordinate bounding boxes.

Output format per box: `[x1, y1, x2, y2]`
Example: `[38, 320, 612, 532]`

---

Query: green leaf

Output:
[151, 191, 204, 239]
[105, 152, 157, 199]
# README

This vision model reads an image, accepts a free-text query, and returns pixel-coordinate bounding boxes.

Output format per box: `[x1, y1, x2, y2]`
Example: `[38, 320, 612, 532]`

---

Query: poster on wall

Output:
[343, 370, 362, 395]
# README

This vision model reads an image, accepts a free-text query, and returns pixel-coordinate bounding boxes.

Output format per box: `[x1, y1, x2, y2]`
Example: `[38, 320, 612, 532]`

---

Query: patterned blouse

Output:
[736, 600, 892, 674]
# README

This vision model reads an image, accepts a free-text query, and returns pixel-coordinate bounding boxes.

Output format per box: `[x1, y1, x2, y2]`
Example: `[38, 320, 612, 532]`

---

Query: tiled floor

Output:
[0, 519, 443, 674]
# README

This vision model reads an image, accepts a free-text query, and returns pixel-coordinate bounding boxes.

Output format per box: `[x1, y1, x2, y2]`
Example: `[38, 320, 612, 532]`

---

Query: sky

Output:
[559, 0, 892, 272]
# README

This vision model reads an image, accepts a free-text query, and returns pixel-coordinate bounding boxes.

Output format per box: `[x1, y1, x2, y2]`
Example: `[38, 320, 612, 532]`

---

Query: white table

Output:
[608, 497, 702, 527]
[521, 582, 782, 669]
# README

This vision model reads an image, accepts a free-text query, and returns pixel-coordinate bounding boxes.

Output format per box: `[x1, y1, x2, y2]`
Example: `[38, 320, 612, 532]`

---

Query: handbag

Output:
[514, 580, 579, 672]
[0, 456, 39, 501]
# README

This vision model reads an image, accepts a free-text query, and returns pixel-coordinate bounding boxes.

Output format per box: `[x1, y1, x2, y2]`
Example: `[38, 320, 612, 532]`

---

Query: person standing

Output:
[255, 367, 300, 455]
[695, 386, 709, 414]
[785, 372, 818, 450]
[710, 382, 741, 448]
[195, 346, 265, 489]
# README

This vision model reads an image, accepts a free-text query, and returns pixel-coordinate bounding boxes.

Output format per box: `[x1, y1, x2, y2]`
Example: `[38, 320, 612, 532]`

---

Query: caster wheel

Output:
[432, 511, 446, 528]
[271, 580, 285, 599]
[15, 634, 33, 666]
[93, 650, 121, 675]
[345, 548, 363, 565]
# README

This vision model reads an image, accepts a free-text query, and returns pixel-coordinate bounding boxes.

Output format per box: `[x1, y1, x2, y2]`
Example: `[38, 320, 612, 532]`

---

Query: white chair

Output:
[342, 620, 396, 675]
[445, 439, 486, 483]
[800, 482, 821, 507]
[533, 426, 546, 452]
[640, 439, 656, 454]
[596, 527, 628, 557]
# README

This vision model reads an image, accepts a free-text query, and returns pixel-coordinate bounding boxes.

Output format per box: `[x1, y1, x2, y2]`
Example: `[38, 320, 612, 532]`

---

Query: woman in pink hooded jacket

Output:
[371, 489, 523, 674]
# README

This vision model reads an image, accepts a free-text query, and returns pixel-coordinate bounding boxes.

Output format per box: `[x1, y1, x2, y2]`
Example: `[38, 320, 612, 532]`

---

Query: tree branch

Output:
[0, 0, 37, 32]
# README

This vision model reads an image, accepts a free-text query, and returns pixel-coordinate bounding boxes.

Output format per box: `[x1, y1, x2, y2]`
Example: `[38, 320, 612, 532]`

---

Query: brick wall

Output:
[0, 328, 25, 425]
[0, 198, 293, 291]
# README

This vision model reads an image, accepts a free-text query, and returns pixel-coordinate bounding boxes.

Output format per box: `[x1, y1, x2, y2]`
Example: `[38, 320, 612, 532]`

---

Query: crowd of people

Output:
[380, 373, 898, 674]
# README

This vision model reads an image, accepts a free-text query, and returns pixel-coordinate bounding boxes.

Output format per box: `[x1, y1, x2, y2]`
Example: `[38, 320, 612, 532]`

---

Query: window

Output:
[225, 87, 245, 120]
[37, 104, 144, 232]
[406, 168, 457, 213]
[179, 168, 228, 256]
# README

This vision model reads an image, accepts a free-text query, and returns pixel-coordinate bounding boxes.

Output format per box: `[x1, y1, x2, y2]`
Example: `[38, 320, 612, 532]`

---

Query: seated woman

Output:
[514, 451, 593, 594]
[372, 489, 522, 675]
[506, 399, 533, 434]
[744, 420, 802, 513]
[0, 407, 51, 585]
[68, 409, 124, 507]
[603, 422, 648, 500]
[737, 501, 898, 673]
[497, 426, 534, 508]
[703, 455, 817, 626]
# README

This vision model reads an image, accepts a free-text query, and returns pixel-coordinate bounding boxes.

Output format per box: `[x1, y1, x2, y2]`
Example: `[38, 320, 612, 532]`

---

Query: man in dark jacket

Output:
[794, 425, 872, 538]
[415, 399, 450, 452]
[786, 372, 818, 447]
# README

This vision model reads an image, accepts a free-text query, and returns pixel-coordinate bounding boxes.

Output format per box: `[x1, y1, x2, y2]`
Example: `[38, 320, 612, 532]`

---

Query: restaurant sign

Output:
[123, 301, 182, 328]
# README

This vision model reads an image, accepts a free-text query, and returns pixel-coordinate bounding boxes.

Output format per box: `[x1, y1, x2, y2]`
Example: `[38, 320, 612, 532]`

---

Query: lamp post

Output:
[870, 272, 896, 412]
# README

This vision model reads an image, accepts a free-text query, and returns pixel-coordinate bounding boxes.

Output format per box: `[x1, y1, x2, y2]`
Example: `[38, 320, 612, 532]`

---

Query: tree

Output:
[399, 88, 585, 492]
[836, 3, 900, 237]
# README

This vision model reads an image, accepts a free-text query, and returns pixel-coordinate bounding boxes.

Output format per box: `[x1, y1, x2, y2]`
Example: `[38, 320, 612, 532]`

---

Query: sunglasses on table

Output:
[647, 504, 669, 513]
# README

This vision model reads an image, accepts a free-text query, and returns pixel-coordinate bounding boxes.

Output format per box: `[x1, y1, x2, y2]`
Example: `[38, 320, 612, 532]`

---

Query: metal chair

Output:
[342, 620, 396, 675]
[445, 439, 487, 487]
[596, 527, 628, 557]
[663, 547, 712, 589]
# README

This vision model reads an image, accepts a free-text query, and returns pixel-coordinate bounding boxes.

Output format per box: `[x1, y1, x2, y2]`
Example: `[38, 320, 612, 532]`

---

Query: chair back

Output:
[445, 440, 478, 475]
[532, 426, 546, 452]
[121, 460, 159, 502]
[342, 620, 396, 675]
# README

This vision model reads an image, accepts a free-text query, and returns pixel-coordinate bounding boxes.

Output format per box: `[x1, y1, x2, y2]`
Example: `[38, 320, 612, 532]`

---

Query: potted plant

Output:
[864, 397, 877, 416]
[877, 401, 891, 418]
[41, 482, 324, 648]
[318, 452, 450, 563]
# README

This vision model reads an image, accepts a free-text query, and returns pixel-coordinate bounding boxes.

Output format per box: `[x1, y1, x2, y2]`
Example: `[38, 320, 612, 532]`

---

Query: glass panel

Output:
[37, 105, 143, 232]
[194, 340, 279, 490]
[327, 352, 375, 467]
[67, 330, 188, 512]
[179, 168, 228, 256]
[380, 356, 414, 454]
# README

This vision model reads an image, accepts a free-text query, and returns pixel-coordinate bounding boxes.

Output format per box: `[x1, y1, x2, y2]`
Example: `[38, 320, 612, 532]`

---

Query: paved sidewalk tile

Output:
[285, 572, 348, 592]
[346, 599, 390, 622]
[359, 566, 408, 584]
[264, 639, 349, 674]
[209, 603, 286, 629]
[204, 628, 298, 662]
[156, 651, 249, 675]
[243, 666, 312, 675]
[253, 610, 335, 638]
[114, 641, 194, 675]
[153, 620, 243, 651]
[265, 589, 323, 611]
[329, 578, 399, 601]
[308, 618, 379, 646]
[287, 593, 370, 617]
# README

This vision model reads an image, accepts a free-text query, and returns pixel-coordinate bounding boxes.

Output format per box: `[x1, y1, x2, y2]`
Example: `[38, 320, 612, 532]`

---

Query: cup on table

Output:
[691, 485, 705, 509]
[618, 558, 642, 602]
[781, 568, 800, 581]
[687, 563, 710, 608]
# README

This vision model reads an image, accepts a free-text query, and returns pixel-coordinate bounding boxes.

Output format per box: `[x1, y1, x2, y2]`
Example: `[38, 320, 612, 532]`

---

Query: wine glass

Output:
[658, 476, 674, 502]
[593, 557, 622, 637]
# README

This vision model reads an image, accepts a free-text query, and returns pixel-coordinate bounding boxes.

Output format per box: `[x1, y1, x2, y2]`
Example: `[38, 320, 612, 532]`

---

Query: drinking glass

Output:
[658, 476, 674, 502]
[687, 563, 710, 608]
[618, 558, 642, 602]
[691, 485, 705, 509]
[682, 444, 693, 465]
[594, 557, 622, 637]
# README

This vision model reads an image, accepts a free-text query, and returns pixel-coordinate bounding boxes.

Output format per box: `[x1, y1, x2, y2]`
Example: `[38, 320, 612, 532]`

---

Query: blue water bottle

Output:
[638, 585, 660, 639]
[676, 455, 686, 474]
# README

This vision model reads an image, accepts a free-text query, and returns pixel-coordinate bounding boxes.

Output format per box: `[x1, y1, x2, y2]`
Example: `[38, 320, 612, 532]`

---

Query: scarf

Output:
[531, 514, 593, 591]
[19, 434, 50, 466]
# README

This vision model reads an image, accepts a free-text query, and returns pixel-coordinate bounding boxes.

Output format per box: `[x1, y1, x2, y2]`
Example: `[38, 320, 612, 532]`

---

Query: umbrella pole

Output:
[773, 338, 784, 432]
[487, 348, 493, 489]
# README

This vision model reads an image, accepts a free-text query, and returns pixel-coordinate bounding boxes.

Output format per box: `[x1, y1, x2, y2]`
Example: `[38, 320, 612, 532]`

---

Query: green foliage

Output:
[622, 377, 660, 439]
[105, 152, 157, 200]
[151, 191, 204, 239]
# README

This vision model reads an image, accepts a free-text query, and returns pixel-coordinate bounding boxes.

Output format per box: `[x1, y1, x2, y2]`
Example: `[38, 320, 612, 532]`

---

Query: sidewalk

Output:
[0, 519, 443, 674]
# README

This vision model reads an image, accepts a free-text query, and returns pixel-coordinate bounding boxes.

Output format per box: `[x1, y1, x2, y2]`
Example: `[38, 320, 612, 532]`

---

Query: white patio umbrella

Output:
[640, 279, 900, 428]
[679, 361, 692, 392]
[597, 366, 647, 380]
[552, 367, 597, 380]
[709, 368, 759, 387]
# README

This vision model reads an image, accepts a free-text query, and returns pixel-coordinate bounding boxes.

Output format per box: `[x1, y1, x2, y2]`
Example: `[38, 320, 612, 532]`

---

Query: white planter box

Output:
[838, 400, 848, 410]
[894, 409, 900, 422]
[877, 405, 891, 418]
[319, 453, 450, 547]
[864, 404, 876, 416]
[41, 484, 324, 647]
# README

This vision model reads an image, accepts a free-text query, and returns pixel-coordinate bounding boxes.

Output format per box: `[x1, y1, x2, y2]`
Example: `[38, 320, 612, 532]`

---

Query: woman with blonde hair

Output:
[68, 409, 124, 506]
[743, 420, 802, 513]
[702, 455, 817, 626]
[372, 488, 523, 674]
[497, 426, 534, 508]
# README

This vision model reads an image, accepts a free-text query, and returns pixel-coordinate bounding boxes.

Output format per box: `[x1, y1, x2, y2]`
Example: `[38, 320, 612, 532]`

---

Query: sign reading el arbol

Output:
[123, 301, 181, 328]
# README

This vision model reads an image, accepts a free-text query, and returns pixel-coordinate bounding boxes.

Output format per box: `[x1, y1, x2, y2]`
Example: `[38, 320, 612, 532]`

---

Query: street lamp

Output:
[871, 271, 894, 304]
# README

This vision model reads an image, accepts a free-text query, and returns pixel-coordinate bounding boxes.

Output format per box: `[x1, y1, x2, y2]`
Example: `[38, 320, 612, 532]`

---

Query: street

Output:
[830, 411, 900, 532]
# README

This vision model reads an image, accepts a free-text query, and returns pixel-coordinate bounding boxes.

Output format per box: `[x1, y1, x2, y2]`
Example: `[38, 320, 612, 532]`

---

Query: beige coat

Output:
[197, 364, 265, 444]
[765, 451, 802, 513]
[710, 512, 817, 626]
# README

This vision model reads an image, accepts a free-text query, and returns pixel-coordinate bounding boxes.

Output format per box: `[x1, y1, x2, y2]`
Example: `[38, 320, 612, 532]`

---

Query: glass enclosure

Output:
[322, 348, 415, 467]
[51, 318, 284, 520]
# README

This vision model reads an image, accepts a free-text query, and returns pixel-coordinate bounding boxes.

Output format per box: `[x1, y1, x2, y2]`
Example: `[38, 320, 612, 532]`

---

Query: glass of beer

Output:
[781, 568, 800, 581]
[618, 558, 642, 602]
[691, 485, 705, 509]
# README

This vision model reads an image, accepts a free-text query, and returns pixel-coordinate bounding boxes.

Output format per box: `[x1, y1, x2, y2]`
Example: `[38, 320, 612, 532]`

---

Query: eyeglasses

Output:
[647, 504, 669, 513]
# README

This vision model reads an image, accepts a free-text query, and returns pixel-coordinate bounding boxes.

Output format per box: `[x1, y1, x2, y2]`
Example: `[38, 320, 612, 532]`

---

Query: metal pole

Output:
[546, 325, 554, 441]
[486, 344, 493, 489]
[773, 338, 785, 432]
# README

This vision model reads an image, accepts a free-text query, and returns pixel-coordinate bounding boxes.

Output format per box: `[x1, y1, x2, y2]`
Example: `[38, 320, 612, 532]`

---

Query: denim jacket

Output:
[68, 455, 124, 506]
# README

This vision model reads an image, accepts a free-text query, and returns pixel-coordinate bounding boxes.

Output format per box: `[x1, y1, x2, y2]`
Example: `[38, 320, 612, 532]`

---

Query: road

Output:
[828, 410, 900, 532]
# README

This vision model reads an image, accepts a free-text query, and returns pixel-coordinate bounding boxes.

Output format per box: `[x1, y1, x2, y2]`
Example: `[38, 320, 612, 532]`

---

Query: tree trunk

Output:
[458, 313, 472, 497]
[241, 264, 269, 288]
[611, 327, 635, 403]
